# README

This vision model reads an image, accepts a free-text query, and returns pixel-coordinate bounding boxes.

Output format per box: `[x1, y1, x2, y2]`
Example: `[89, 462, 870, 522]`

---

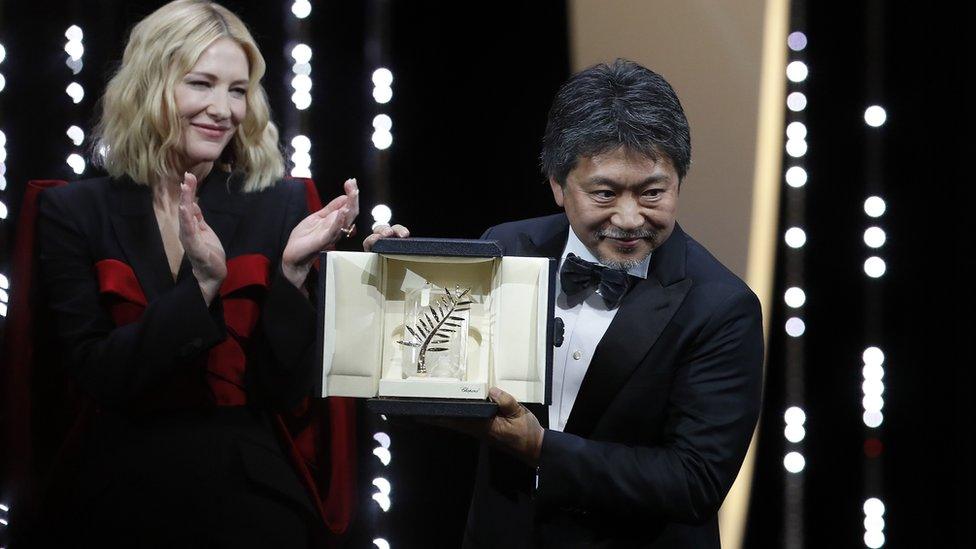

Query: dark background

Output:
[1, 1, 972, 547]
[747, 2, 975, 549]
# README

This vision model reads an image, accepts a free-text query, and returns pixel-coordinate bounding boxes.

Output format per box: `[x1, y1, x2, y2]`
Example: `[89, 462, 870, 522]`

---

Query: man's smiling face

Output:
[551, 146, 680, 269]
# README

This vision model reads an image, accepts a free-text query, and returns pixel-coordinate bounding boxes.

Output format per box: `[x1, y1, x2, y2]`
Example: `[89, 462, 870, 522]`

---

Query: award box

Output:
[317, 238, 555, 417]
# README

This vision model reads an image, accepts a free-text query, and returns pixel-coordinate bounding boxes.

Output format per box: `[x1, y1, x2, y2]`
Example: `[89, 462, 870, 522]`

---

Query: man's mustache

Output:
[597, 227, 655, 240]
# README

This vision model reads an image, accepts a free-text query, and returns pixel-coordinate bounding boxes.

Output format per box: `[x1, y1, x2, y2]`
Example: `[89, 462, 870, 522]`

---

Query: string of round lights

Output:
[0, 38, 6, 321]
[0, 24, 9, 537]
[370, 67, 394, 231]
[288, 40, 313, 178]
[782, 26, 808, 459]
[780, 16, 809, 548]
[860, 2, 888, 544]
[365, 4, 395, 547]
[286, 2, 313, 180]
[64, 25, 86, 176]
[370, 422, 392, 549]
[363, 0, 396, 549]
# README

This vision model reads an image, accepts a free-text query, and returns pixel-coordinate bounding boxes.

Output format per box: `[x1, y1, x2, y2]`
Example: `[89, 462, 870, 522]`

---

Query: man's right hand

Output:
[362, 223, 410, 251]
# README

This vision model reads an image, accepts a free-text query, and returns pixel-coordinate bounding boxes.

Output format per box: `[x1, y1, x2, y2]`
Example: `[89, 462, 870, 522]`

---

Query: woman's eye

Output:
[188, 80, 210, 88]
[231, 87, 248, 97]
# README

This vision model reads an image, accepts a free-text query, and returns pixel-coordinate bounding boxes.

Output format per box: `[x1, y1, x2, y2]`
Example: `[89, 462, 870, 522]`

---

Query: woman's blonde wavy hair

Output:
[93, 0, 283, 192]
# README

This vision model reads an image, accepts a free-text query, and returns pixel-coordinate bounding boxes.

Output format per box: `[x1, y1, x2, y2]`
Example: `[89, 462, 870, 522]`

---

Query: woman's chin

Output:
[180, 152, 222, 172]
[183, 144, 227, 164]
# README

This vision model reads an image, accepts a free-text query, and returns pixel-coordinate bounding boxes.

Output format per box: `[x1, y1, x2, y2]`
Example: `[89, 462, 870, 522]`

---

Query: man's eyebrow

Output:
[585, 174, 671, 187]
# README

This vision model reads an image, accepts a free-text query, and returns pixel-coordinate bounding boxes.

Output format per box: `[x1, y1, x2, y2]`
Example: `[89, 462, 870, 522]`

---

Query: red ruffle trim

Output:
[94, 254, 271, 405]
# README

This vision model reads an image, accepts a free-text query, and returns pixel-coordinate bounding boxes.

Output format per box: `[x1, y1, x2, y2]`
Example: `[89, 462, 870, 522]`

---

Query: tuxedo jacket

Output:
[464, 213, 764, 549]
[30, 171, 332, 546]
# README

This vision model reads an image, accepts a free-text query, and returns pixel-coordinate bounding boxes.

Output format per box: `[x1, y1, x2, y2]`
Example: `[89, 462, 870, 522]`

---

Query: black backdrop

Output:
[3, 1, 973, 547]
[746, 2, 975, 548]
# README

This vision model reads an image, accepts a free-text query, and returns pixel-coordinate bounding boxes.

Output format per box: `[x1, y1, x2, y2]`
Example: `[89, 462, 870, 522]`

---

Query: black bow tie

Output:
[560, 253, 632, 308]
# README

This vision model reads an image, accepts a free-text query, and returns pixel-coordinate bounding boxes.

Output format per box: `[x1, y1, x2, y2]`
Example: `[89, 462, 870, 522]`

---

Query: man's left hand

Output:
[363, 222, 410, 251]
[423, 387, 544, 466]
[485, 387, 545, 467]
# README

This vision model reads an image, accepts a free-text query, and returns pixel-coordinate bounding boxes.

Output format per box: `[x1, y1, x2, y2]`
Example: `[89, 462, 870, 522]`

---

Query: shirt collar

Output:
[561, 228, 652, 280]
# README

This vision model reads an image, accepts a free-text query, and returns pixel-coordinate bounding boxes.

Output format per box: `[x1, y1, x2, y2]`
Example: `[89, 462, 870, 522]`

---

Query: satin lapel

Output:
[108, 180, 174, 302]
[108, 172, 247, 300]
[563, 226, 692, 437]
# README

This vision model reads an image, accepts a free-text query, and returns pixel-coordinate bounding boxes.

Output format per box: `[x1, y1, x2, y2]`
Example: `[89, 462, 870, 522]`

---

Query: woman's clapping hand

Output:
[281, 178, 360, 289]
[179, 171, 227, 304]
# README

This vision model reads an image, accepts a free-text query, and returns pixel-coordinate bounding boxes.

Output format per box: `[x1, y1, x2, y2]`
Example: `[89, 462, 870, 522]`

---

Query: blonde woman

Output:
[32, 1, 355, 545]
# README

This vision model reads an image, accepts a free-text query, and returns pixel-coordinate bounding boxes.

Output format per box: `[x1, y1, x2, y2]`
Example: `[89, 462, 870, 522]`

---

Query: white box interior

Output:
[321, 252, 550, 403]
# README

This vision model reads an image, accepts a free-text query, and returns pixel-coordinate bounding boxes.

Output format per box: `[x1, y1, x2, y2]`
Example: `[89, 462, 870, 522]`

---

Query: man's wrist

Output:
[528, 426, 546, 466]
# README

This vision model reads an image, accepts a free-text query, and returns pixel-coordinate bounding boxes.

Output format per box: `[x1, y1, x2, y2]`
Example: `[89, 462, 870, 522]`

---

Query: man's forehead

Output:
[573, 147, 677, 181]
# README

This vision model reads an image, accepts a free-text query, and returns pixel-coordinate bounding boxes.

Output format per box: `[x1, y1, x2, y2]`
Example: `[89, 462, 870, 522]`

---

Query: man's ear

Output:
[549, 177, 565, 208]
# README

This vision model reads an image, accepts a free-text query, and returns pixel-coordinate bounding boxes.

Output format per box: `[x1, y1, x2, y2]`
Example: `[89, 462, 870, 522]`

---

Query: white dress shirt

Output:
[548, 230, 651, 431]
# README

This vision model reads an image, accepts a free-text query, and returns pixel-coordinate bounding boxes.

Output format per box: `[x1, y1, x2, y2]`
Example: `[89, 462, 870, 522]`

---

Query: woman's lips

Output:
[192, 123, 228, 139]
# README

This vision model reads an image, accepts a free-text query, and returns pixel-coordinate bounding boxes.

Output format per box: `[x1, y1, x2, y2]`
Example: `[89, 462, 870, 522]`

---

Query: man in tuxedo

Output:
[367, 59, 763, 548]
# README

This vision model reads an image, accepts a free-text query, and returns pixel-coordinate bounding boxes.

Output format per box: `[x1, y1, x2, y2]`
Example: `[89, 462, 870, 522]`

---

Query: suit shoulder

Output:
[39, 177, 116, 219]
[682, 232, 757, 306]
[482, 213, 566, 240]
[42, 176, 113, 201]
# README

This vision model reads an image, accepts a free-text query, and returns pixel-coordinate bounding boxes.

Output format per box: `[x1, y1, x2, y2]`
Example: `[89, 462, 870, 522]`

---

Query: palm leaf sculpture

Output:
[397, 284, 473, 375]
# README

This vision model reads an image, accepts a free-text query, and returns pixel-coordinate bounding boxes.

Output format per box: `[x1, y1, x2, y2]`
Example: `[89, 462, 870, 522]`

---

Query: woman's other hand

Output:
[281, 178, 360, 289]
[179, 171, 227, 304]
[362, 223, 410, 252]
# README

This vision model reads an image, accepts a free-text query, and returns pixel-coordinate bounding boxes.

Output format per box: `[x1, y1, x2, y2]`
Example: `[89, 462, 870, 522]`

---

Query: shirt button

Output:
[572, 350, 582, 360]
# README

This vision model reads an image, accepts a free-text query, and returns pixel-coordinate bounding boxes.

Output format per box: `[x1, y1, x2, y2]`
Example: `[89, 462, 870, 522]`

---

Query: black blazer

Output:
[33, 171, 322, 546]
[464, 213, 764, 549]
